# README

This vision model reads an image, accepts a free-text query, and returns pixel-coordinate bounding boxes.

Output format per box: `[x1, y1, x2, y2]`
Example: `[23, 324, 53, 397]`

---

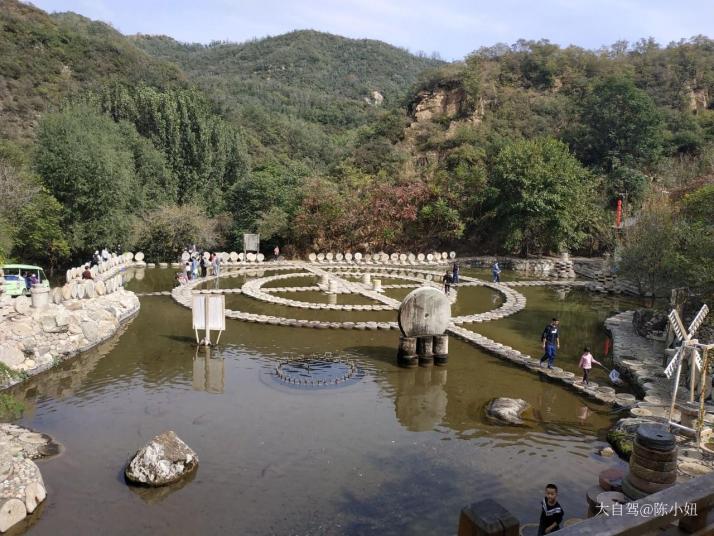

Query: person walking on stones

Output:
[538, 483, 564, 535]
[578, 346, 602, 385]
[190, 257, 198, 280]
[539, 318, 560, 369]
[442, 270, 453, 295]
[452, 262, 460, 285]
[185, 261, 192, 282]
[199, 255, 207, 278]
[212, 253, 220, 277]
[492, 260, 501, 283]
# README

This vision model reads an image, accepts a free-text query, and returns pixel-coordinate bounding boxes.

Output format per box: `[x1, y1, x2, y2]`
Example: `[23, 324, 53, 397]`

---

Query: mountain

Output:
[0, 0, 185, 144]
[132, 30, 443, 170]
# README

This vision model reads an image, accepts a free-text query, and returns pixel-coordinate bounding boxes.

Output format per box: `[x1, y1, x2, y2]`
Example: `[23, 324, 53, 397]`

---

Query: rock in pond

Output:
[485, 398, 531, 426]
[125, 431, 198, 487]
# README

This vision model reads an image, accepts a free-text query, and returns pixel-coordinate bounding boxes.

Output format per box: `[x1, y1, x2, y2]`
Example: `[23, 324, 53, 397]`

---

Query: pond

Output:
[8, 267, 638, 535]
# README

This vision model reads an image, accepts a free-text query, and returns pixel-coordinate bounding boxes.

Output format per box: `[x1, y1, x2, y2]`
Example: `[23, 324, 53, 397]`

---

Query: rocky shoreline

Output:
[0, 289, 140, 390]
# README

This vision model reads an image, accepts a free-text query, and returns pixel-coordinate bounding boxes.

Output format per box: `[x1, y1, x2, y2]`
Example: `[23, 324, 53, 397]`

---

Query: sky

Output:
[26, 0, 714, 60]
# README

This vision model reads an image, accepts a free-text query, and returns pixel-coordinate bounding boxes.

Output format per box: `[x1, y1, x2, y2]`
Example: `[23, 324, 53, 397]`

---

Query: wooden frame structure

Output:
[665, 305, 712, 448]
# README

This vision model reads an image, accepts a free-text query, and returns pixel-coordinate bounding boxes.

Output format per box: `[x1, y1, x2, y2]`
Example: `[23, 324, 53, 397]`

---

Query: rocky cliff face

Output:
[686, 84, 709, 112]
[410, 85, 468, 122]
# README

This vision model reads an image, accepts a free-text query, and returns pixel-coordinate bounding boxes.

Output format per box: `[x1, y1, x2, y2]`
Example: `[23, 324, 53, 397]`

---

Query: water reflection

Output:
[192, 347, 224, 394]
[394, 367, 448, 432]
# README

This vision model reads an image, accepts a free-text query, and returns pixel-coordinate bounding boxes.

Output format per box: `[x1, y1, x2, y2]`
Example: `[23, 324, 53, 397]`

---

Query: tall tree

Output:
[484, 137, 596, 256]
[577, 76, 664, 171]
[34, 106, 138, 255]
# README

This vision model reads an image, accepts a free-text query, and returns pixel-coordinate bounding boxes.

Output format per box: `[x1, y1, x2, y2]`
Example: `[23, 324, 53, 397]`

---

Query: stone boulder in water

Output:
[485, 398, 531, 425]
[125, 431, 198, 487]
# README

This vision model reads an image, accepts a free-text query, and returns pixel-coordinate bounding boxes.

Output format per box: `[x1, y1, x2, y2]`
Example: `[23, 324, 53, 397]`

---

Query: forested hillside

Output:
[132, 31, 442, 170]
[0, 0, 184, 143]
[0, 0, 712, 296]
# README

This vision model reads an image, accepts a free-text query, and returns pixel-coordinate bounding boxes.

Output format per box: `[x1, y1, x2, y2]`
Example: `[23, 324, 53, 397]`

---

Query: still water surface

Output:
[9, 268, 637, 535]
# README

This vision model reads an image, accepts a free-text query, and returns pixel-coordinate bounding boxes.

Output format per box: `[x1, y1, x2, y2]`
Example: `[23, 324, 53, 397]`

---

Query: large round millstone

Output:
[397, 287, 451, 337]
[636, 424, 675, 451]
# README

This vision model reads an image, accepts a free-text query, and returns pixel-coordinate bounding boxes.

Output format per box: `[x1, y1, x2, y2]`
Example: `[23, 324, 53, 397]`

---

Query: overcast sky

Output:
[27, 0, 714, 60]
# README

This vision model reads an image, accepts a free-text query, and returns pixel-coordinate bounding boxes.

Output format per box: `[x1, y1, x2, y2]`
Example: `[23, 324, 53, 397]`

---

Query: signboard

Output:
[192, 294, 226, 331]
[243, 233, 260, 253]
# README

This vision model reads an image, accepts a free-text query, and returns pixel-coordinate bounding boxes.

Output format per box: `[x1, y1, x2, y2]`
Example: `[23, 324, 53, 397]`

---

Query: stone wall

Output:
[0, 254, 140, 389]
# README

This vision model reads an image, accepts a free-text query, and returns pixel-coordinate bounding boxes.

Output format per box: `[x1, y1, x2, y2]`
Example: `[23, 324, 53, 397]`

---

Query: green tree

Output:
[11, 191, 70, 274]
[89, 84, 250, 210]
[484, 137, 595, 256]
[577, 76, 664, 171]
[618, 199, 679, 295]
[34, 106, 138, 255]
[227, 162, 304, 245]
[132, 205, 224, 262]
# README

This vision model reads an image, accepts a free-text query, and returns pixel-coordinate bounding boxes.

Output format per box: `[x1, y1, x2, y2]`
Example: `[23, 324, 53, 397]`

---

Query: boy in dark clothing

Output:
[539, 318, 560, 368]
[538, 483, 564, 535]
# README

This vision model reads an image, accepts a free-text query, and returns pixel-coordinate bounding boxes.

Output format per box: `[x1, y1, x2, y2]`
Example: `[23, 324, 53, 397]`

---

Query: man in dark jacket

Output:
[539, 318, 560, 369]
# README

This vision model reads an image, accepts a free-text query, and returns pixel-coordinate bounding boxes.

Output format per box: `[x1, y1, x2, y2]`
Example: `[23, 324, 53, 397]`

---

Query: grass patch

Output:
[0, 393, 23, 421]
[607, 429, 633, 460]
[0, 362, 19, 382]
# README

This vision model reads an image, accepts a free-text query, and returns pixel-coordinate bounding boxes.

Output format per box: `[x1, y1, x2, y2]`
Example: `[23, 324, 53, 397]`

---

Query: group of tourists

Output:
[178, 251, 222, 285]
[91, 248, 108, 267]
[81, 246, 120, 283]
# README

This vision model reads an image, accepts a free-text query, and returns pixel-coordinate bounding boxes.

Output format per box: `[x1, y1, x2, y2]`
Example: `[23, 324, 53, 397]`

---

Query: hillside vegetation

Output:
[0, 0, 184, 144]
[132, 31, 442, 170]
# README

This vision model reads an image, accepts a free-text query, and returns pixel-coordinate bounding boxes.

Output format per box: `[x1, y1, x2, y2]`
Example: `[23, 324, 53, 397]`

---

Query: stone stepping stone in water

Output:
[614, 393, 637, 408]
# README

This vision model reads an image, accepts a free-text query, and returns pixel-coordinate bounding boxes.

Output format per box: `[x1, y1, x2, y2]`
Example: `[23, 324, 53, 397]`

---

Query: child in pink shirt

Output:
[578, 346, 602, 385]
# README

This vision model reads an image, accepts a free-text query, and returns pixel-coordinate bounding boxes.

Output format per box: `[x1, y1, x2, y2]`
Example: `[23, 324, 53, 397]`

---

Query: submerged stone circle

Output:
[274, 355, 358, 387]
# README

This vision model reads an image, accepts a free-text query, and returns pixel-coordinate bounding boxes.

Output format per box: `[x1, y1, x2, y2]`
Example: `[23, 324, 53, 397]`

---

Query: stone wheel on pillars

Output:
[398, 287, 451, 337]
